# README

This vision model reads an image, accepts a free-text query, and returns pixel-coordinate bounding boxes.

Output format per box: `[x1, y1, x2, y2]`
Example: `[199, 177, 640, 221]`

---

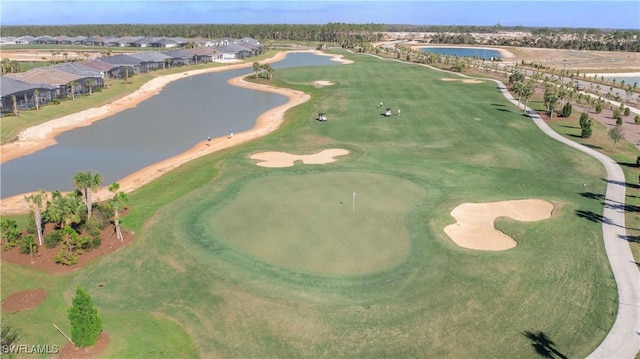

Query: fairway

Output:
[2, 49, 617, 358]
[208, 172, 426, 274]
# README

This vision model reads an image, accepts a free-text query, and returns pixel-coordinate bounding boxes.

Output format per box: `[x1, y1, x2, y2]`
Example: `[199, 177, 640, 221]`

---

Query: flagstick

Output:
[352, 192, 356, 212]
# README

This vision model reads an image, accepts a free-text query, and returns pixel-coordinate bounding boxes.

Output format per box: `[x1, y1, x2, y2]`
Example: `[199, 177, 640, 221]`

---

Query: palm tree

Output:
[47, 191, 84, 229]
[11, 95, 18, 116]
[33, 89, 40, 110]
[108, 183, 128, 242]
[73, 171, 103, 219]
[25, 190, 46, 246]
[68, 80, 76, 100]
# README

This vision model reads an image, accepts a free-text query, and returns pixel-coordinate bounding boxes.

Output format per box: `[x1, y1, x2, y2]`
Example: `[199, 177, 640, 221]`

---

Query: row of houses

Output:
[0, 35, 252, 49]
[0, 38, 263, 115]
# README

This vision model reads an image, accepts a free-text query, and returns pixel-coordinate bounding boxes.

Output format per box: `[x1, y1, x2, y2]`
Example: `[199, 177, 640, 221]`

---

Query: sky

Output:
[1, 1, 639, 29]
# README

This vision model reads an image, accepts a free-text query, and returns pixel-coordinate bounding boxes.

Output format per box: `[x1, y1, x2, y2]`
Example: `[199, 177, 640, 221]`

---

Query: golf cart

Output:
[317, 112, 327, 122]
[384, 108, 392, 117]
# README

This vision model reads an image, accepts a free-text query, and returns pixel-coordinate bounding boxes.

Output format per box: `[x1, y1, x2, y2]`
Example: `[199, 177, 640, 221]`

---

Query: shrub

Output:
[616, 117, 623, 125]
[595, 103, 603, 114]
[561, 102, 572, 117]
[624, 107, 631, 116]
[636, 155, 640, 167]
[55, 248, 78, 265]
[51, 98, 60, 105]
[581, 126, 593, 138]
[45, 230, 63, 248]
[20, 235, 38, 256]
[68, 286, 102, 347]
[1, 218, 21, 249]
[635, 115, 640, 125]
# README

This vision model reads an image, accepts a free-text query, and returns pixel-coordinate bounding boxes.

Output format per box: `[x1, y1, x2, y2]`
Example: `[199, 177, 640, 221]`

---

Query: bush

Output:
[636, 155, 640, 167]
[51, 98, 60, 105]
[624, 107, 631, 116]
[613, 108, 622, 121]
[1, 218, 22, 249]
[581, 126, 593, 138]
[45, 230, 63, 248]
[635, 115, 640, 125]
[616, 117, 623, 125]
[595, 103, 603, 114]
[55, 249, 78, 265]
[561, 102, 572, 117]
[68, 286, 102, 347]
[20, 235, 38, 256]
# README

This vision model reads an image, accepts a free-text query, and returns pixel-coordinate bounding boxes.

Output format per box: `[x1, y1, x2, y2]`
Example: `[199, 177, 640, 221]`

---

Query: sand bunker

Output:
[314, 80, 335, 87]
[444, 199, 554, 251]
[441, 78, 484, 84]
[251, 149, 349, 168]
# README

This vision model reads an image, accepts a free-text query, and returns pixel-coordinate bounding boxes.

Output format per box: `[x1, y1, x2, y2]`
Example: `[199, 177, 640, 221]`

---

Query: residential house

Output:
[3, 68, 82, 99]
[162, 49, 195, 66]
[127, 52, 171, 71]
[98, 54, 143, 77]
[0, 76, 57, 114]
[52, 62, 104, 94]
[81, 58, 120, 79]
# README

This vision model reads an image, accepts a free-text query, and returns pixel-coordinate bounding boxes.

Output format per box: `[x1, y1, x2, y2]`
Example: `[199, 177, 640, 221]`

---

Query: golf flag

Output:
[352, 192, 356, 212]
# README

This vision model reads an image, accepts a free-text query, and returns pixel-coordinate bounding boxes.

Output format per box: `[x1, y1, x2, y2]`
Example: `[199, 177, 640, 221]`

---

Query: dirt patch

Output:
[1, 223, 134, 275]
[59, 332, 109, 359]
[250, 148, 349, 168]
[1, 288, 47, 312]
[444, 199, 554, 250]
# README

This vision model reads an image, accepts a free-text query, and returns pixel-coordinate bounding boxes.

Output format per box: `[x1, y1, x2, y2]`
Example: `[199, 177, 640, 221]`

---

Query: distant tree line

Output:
[2, 23, 638, 52]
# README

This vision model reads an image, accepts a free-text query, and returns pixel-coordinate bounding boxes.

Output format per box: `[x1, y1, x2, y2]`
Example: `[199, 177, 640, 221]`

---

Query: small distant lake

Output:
[603, 75, 640, 87]
[420, 47, 502, 60]
[0, 52, 339, 198]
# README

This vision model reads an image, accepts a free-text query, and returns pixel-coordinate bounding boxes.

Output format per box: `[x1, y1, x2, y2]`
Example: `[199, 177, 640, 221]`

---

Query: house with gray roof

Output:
[131, 37, 157, 48]
[81, 58, 119, 79]
[52, 62, 104, 93]
[0, 36, 17, 45]
[186, 47, 223, 63]
[162, 49, 195, 66]
[0, 76, 58, 114]
[99, 54, 143, 77]
[33, 36, 57, 44]
[15, 36, 34, 44]
[127, 52, 171, 71]
[150, 37, 179, 48]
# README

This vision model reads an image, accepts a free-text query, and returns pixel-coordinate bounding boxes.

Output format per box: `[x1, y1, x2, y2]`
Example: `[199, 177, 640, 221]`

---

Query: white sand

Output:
[444, 199, 554, 251]
[250, 149, 349, 168]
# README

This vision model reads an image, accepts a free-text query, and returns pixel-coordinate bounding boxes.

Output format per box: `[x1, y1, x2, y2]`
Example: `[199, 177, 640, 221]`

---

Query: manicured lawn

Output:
[2, 49, 616, 358]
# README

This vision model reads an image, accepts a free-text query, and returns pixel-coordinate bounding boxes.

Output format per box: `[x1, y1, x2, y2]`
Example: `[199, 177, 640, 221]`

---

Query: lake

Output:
[0, 52, 339, 198]
[419, 47, 502, 60]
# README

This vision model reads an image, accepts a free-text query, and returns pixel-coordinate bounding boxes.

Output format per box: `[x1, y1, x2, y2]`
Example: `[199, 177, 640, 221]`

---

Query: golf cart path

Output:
[368, 49, 640, 357]
[497, 84, 640, 359]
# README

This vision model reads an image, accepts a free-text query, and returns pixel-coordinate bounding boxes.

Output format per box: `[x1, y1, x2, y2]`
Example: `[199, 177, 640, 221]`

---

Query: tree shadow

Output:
[617, 161, 638, 169]
[496, 108, 512, 113]
[559, 125, 579, 129]
[602, 178, 640, 190]
[582, 143, 603, 150]
[575, 209, 613, 225]
[491, 103, 506, 107]
[618, 234, 640, 243]
[522, 331, 568, 359]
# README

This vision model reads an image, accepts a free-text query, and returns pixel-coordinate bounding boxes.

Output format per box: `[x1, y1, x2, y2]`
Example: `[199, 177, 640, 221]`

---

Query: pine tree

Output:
[68, 286, 102, 347]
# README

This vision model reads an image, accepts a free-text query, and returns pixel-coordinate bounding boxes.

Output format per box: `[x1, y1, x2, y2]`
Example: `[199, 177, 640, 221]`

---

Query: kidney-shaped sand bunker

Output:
[444, 199, 554, 250]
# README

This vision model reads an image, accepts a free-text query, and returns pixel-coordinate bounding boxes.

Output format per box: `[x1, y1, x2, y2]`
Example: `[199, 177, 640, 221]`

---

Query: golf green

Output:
[208, 172, 427, 274]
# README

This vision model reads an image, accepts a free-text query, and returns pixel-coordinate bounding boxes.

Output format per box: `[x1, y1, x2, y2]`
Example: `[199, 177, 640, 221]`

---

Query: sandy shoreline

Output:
[410, 44, 517, 60]
[0, 50, 353, 215]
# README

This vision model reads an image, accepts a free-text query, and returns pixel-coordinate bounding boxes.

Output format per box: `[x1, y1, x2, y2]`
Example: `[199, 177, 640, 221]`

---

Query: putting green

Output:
[208, 172, 427, 274]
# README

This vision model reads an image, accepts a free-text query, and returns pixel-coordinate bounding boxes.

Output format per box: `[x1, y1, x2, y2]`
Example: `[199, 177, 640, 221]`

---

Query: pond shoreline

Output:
[0, 50, 353, 215]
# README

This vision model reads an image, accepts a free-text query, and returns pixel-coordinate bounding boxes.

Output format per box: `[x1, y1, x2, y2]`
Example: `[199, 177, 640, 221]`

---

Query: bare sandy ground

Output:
[441, 78, 484, 84]
[444, 199, 554, 251]
[250, 149, 349, 167]
[0, 50, 352, 215]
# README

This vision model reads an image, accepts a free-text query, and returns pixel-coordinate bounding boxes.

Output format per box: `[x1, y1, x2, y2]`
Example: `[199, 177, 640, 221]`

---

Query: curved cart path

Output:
[369, 50, 640, 357]
[496, 83, 640, 359]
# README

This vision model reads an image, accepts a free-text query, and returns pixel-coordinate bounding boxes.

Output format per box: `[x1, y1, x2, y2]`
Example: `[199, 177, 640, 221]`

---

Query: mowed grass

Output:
[2, 50, 616, 358]
[205, 172, 426, 274]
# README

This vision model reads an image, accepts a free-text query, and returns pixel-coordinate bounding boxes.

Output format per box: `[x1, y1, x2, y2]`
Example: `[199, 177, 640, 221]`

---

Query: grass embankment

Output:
[2, 49, 617, 358]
